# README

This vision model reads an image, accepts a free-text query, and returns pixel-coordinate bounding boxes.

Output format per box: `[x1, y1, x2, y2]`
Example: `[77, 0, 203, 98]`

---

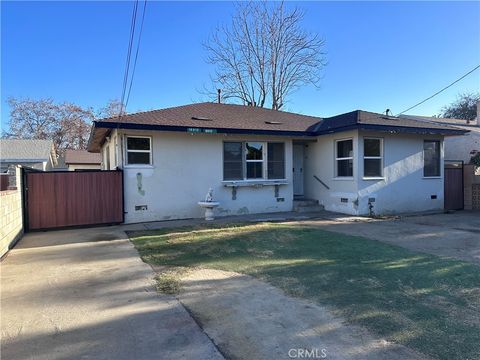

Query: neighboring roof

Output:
[88, 103, 469, 152]
[0, 139, 55, 163]
[64, 150, 102, 165]
[400, 114, 480, 131]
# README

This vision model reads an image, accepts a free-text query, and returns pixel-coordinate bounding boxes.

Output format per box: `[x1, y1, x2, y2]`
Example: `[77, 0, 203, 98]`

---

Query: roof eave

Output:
[316, 123, 469, 136]
[92, 120, 317, 137]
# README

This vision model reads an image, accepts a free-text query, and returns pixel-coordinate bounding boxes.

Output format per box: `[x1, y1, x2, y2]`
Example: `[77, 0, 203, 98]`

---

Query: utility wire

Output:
[397, 64, 480, 116]
[125, 0, 148, 111]
[119, 0, 139, 117]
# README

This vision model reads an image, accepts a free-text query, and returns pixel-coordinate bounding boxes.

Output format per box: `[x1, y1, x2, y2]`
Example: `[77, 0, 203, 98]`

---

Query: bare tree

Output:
[4, 97, 94, 152]
[96, 99, 125, 119]
[441, 92, 479, 121]
[204, 1, 326, 110]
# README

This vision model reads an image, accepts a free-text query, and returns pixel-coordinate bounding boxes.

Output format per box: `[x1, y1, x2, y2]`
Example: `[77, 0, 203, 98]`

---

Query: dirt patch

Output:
[158, 267, 427, 360]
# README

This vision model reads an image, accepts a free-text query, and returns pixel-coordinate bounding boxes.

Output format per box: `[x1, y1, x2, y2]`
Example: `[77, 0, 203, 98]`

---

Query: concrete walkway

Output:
[302, 211, 480, 265]
[1, 227, 223, 360]
[177, 269, 426, 360]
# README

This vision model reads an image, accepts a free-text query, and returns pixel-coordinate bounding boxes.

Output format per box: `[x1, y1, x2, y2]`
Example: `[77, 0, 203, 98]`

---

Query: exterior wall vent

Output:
[265, 121, 283, 125]
[340, 198, 348, 203]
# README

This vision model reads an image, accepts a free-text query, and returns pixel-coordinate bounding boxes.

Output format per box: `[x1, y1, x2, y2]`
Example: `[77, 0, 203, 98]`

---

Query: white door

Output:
[293, 144, 304, 196]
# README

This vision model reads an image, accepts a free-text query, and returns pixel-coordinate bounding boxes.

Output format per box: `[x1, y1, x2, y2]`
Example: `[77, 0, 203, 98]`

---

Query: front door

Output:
[293, 144, 304, 196]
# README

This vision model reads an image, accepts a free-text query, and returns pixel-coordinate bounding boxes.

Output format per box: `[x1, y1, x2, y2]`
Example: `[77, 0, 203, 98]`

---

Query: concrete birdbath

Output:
[198, 188, 220, 221]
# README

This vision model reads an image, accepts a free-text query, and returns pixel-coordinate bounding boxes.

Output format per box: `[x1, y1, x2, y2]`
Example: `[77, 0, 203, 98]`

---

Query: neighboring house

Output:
[64, 150, 102, 171]
[0, 139, 57, 172]
[87, 102, 467, 222]
[400, 114, 480, 164]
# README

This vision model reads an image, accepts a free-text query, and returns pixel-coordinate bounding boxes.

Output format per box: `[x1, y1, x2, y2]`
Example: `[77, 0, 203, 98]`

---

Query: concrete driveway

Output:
[309, 211, 480, 265]
[1, 227, 223, 360]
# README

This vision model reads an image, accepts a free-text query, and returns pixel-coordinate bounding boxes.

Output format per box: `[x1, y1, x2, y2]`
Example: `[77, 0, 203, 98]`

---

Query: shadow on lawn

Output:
[131, 223, 480, 360]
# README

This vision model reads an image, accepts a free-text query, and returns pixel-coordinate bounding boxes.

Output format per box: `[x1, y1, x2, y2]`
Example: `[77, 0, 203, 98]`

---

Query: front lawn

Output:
[129, 223, 480, 360]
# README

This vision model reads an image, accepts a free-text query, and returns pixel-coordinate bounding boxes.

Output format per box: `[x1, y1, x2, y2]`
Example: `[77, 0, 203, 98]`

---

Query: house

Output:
[87, 102, 468, 223]
[400, 100, 480, 165]
[64, 150, 102, 171]
[0, 139, 57, 172]
[400, 112, 480, 165]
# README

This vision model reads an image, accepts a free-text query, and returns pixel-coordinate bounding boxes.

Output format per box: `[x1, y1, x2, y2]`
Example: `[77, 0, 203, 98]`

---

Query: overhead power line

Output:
[397, 64, 480, 116]
[125, 0, 148, 110]
[119, 0, 139, 116]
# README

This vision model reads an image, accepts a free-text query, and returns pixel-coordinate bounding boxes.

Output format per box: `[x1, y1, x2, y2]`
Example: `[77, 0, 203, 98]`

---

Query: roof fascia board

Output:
[94, 121, 318, 137]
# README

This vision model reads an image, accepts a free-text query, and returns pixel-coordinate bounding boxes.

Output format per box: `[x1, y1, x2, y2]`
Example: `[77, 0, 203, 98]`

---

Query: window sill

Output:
[123, 164, 154, 169]
[422, 176, 442, 179]
[333, 177, 354, 181]
[222, 179, 288, 187]
[362, 177, 385, 181]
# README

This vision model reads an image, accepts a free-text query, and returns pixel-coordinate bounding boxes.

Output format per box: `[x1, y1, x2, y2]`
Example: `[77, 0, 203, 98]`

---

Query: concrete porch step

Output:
[293, 198, 324, 213]
[294, 205, 325, 213]
[293, 198, 319, 207]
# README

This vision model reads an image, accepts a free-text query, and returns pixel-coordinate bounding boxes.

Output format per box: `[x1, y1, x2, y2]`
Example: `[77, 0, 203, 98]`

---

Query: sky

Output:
[1, 1, 479, 131]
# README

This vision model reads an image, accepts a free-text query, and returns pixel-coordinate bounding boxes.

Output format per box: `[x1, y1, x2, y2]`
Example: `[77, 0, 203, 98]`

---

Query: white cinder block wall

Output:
[0, 167, 23, 257]
[305, 130, 444, 215]
[108, 130, 294, 223]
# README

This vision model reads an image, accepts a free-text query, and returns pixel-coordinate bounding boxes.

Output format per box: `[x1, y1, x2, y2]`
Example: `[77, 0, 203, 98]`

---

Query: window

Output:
[267, 143, 285, 179]
[246, 142, 264, 179]
[126, 136, 152, 165]
[335, 139, 353, 177]
[223, 142, 285, 180]
[424, 140, 441, 177]
[223, 142, 243, 180]
[363, 138, 383, 178]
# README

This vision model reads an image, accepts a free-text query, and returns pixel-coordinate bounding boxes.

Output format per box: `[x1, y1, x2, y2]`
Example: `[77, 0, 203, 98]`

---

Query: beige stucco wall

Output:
[109, 129, 294, 223]
[443, 126, 480, 163]
[0, 167, 23, 258]
[304, 130, 445, 215]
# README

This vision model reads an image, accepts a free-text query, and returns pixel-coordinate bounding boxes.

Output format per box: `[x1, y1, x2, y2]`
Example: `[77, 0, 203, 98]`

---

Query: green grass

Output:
[129, 223, 480, 360]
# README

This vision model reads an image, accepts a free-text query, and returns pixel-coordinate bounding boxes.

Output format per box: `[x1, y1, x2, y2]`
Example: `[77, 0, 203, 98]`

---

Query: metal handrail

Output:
[313, 175, 330, 190]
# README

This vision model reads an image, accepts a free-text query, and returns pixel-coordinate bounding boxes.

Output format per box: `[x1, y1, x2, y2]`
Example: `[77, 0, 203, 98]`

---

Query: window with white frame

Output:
[363, 138, 383, 178]
[335, 139, 353, 177]
[125, 136, 152, 165]
[223, 142, 285, 180]
[423, 140, 441, 177]
[246, 142, 264, 179]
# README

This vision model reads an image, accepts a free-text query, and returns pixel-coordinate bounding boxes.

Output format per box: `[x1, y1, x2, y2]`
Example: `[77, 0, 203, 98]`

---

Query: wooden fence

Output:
[25, 170, 124, 230]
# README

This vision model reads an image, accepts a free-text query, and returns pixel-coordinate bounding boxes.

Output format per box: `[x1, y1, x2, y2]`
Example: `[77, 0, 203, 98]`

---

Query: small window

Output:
[268, 143, 285, 179]
[424, 140, 441, 177]
[245, 142, 264, 179]
[126, 136, 152, 165]
[223, 142, 243, 180]
[335, 139, 353, 177]
[363, 138, 383, 178]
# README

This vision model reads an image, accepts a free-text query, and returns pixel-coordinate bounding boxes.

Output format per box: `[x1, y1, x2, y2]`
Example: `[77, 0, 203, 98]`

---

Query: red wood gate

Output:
[444, 161, 464, 211]
[24, 170, 124, 230]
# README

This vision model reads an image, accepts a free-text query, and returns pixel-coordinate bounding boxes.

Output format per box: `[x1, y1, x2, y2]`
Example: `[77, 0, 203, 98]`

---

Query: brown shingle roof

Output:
[98, 102, 321, 132]
[88, 103, 469, 152]
[65, 150, 101, 165]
